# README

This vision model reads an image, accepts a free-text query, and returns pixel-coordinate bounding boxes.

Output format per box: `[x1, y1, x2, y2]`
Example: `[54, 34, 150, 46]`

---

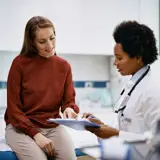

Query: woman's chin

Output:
[39, 52, 54, 58]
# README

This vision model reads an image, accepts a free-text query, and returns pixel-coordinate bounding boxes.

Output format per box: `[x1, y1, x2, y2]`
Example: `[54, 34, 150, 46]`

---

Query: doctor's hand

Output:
[86, 118, 119, 139]
[33, 133, 56, 157]
[63, 107, 78, 119]
[82, 113, 104, 125]
[82, 112, 94, 119]
[88, 116, 105, 125]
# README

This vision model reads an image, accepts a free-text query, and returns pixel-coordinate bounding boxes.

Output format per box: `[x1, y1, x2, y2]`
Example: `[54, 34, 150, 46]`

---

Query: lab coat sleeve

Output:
[141, 86, 160, 133]
[119, 131, 147, 141]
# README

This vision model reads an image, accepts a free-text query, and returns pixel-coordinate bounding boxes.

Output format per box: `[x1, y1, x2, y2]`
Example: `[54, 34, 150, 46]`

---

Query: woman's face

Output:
[114, 43, 143, 76]
[34, 27, 56, 57]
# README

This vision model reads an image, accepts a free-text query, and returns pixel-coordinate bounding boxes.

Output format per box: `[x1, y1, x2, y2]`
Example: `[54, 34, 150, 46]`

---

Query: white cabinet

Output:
[0, 0, 158, 55]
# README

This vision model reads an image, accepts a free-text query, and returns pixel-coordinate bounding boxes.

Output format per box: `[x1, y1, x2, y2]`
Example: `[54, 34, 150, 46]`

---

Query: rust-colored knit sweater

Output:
[5, 54, 79, 138]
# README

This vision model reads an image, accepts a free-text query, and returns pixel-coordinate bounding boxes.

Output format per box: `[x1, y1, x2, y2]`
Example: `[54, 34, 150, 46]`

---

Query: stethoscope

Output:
[114, 65, 150, 115]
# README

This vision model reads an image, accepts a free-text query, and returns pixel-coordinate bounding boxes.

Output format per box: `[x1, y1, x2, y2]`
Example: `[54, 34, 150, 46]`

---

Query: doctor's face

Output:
[113, 43, 142, 76]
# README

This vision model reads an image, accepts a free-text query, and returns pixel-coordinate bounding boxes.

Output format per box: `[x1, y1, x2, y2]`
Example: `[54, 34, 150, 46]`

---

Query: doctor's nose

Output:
[113, 59, 118, 66]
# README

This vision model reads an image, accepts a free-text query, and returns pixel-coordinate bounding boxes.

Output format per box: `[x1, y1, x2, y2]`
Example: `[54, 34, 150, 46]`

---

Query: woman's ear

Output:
[31, 42, 38, 53]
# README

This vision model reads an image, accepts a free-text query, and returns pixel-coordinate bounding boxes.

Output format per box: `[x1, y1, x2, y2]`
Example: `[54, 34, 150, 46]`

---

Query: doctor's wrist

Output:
[107, 126, 119, 137]
[114, 129, 119, 136]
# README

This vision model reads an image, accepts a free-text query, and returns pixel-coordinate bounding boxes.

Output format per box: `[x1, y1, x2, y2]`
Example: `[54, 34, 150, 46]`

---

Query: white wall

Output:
[139, 0, 159, 50]
[0, 0, 158, 55]
[60, 54, 109, 81]
[0, 51, 18, 81]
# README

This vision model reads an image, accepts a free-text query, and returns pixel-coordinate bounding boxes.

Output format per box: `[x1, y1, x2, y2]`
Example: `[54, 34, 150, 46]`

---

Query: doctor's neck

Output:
[131, 63, 145, 76]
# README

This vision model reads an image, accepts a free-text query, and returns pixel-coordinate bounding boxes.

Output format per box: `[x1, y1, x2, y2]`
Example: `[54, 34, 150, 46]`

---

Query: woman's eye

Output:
[39, 41, 45, 44]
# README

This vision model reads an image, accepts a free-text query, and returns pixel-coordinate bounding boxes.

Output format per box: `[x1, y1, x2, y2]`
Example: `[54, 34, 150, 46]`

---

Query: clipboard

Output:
[47, 118, 100, 130]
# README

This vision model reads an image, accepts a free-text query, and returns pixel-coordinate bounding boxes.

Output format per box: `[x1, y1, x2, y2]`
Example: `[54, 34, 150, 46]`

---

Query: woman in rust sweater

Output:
[4, 16, 79, 160]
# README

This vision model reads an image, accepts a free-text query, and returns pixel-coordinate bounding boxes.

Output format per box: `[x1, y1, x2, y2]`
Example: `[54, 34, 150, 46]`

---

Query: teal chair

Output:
[0, 151, 18, 160]
[0, 149, 86, 160]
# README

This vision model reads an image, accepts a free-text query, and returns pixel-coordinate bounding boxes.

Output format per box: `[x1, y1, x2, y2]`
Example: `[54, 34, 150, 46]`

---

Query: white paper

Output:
[81, 147, 101, 159]
[47, 118, 100, 130]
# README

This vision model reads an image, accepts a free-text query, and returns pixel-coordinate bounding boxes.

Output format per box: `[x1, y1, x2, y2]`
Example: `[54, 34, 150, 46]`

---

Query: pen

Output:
[89, 115, 95, 118]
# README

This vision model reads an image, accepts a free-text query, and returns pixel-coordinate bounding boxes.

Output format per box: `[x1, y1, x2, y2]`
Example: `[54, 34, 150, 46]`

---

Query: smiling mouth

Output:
[46, 48, 54, 52]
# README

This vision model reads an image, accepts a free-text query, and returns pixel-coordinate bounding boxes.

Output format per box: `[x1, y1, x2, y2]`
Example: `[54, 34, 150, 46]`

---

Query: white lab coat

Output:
[116, 66, 160, 141]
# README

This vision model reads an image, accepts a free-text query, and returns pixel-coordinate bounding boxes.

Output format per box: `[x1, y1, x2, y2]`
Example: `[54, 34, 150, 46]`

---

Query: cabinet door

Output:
[0, 0, 158, 54]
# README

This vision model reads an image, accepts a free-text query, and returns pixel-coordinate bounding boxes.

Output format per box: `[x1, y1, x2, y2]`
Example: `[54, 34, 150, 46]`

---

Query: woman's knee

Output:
[5, 125, 47, 160]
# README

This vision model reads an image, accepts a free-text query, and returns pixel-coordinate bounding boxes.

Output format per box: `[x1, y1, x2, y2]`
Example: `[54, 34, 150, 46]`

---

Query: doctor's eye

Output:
[116, 57, 122, 60]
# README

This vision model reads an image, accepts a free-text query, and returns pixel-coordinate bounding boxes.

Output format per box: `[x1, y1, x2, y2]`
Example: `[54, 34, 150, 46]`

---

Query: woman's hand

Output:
[33, 133, 56, 157]
[86, 118, 119, 139]
[63, 107, 78, 119]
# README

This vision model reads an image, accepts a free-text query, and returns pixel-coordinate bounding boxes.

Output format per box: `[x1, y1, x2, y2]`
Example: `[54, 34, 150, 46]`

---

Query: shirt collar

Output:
[131, 65, 149, 84]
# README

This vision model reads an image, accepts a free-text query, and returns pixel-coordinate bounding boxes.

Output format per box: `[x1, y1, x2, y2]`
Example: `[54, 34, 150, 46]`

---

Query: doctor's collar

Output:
[131, 65, 150, 84]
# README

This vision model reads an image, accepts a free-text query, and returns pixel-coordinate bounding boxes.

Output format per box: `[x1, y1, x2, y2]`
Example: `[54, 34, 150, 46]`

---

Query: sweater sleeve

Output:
[61, 62, 79, 113]
[6, 58, 40, 138]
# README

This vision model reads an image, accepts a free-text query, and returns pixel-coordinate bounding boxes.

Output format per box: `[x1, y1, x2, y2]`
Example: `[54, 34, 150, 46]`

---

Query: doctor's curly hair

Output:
[113, 21, 158, 65]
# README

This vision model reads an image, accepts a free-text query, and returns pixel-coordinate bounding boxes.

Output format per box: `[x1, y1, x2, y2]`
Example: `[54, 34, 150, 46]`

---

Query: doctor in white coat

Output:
[83, 21, 160, 140]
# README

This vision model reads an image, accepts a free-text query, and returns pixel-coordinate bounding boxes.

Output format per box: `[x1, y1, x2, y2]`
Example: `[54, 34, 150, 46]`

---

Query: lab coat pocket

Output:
[130, 118, 145, 133]
[120, 115, 132, 131]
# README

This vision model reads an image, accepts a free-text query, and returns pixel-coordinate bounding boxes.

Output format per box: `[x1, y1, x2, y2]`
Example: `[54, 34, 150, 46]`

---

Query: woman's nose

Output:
[46, 41, 53, 50]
